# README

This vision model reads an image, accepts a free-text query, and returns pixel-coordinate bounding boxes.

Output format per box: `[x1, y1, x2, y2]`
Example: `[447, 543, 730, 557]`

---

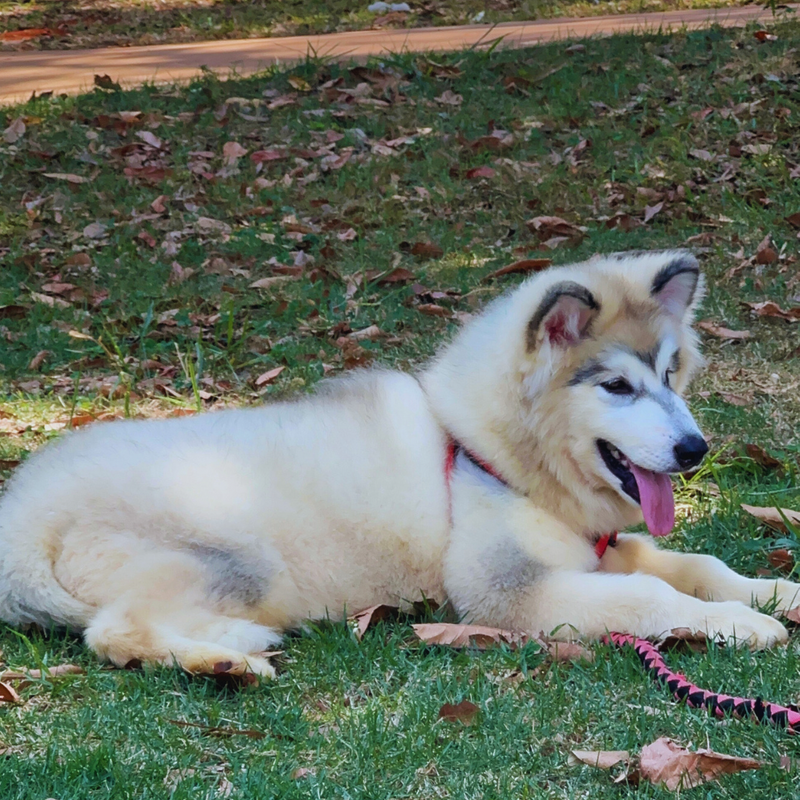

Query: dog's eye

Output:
[664, 369, 675, 387]
[601, 378, 634, 395]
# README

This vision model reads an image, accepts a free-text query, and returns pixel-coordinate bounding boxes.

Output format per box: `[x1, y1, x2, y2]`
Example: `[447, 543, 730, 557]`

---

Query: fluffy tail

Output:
[0, 546, 93, 630]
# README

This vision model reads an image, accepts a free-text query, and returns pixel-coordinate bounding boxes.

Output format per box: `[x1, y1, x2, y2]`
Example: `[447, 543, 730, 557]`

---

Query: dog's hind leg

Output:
[80, 547, 282, 677]
[602, 533, 800, 613]
[85, 599, 281, 676]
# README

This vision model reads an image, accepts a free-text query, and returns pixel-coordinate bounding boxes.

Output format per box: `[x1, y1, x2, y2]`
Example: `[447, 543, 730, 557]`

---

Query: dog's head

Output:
[424, 250, 707, 537]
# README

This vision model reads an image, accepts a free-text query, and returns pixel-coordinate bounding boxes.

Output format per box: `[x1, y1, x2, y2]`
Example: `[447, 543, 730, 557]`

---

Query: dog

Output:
[0, 250, 796, 678]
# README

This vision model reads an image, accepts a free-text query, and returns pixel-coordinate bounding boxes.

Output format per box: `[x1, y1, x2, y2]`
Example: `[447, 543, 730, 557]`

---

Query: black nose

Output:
[674, 435, 708, 470]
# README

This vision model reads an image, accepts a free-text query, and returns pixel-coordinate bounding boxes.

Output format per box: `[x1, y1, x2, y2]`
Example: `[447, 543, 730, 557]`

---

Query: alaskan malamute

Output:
[0, 250, 795, 676]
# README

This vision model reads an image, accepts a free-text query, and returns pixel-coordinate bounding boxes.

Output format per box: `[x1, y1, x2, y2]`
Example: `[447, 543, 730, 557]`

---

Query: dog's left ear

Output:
[527, 281, 600, 350]
[651, 254, 700, 318]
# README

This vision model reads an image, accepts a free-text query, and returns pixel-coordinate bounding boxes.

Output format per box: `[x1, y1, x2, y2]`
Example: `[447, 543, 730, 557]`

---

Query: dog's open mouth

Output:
[597, 439, 675, 537]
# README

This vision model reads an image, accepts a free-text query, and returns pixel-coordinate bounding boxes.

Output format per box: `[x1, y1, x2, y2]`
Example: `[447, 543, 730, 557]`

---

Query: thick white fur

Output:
[0, 250, 796, 676]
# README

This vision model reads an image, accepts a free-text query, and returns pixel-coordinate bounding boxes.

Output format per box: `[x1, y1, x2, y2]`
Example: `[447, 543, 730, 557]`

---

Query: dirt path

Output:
[0, 5, 794, 105]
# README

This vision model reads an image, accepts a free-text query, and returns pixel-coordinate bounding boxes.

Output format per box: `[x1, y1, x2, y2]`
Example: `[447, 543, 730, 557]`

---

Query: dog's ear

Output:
[651, 254, 700, 318]
[527, 281, 600, 350]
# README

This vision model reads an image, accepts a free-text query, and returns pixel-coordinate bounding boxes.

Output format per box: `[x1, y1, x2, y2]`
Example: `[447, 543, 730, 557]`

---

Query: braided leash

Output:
[606, 632, 800, 733]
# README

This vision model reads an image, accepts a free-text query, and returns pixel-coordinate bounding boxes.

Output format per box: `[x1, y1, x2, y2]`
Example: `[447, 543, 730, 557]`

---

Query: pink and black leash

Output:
[606, 632, 800, 733]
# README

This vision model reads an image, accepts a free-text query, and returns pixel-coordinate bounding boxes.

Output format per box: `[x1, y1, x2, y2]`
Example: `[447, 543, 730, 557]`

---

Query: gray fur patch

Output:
[567, 359, 606, 386]
[485, 540, 547, 594]
[189, 543, 273, 607]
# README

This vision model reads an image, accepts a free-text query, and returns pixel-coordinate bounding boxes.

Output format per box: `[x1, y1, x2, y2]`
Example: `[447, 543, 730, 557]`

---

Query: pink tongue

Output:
[630, 463, 675, 537]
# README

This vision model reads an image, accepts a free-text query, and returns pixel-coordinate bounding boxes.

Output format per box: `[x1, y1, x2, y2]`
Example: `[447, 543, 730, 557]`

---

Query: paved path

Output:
[0, 5, 794, 105]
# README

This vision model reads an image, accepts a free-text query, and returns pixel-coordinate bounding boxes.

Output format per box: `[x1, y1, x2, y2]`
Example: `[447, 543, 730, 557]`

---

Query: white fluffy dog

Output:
[0, 250, 796, 677]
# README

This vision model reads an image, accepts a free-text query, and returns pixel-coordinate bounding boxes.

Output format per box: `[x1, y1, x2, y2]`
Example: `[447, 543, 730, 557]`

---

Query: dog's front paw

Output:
[703, 601, 789, 649]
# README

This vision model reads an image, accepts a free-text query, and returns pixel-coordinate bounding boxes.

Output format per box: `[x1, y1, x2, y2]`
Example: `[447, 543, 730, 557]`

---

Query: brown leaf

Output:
[438, 700, 479, 725]
[65, 253, 92, 268]
[375, 267, 415, 284]
[151, 195, 168, 214]
[249, 276, 298, 290]
[94, 74, 121, 90]
[167, 719, 266, 739]
[755, 236, 778, 265]
[483, 259, 552, 281]
[435, 90, 463, 106]
[350, 604, 399, 639]
[410, 241, 444, 259]
[412, 623, 529, 649]
[785, 607, 800, 624]
[657, 627, 710, 653]
[743, 301, 800, 322]
[786, 213, 800, 229]
[1, 663, 84, 681]
[465, 166, 496, 179]
[3, 117, 25, 144]
[639, 737, 761, 790]
[44, 172, 89, 185]
[741, 504, 800, 533]
[0, 682, 20, 703]
[27, 350, 48, 371]
[346, 325, 382, 342]
[643, 202, 664, 223]
[337, 228, 358, 242]
[745, 443, 782, 470]
[696, 321, 751, 340]
[527, 216, 586, 241]
[222, 141, 248, 165]
[137, 230, 157, 248]
[250, 149, 286, 163]
[767, 548, 794, 574]
[292, 768, 314, 779]
[570, 750, 630, 769]
[254, 366, 285, 387]
[689, 148, 715, 162]
[545, 641, 594, 663]
[0, 27, 52, 42]
[417, 303, 451, 318]
[753, 29, 778, 42]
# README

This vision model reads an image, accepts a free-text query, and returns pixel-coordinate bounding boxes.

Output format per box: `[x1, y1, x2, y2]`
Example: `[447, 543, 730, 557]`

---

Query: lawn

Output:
[0, 0, 778, 50]
[1, 15, 800, 797]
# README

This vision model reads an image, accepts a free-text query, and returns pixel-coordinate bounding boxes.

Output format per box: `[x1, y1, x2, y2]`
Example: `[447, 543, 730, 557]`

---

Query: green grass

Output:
[0, 0, 783, 51]
[1, 18, 800, 797]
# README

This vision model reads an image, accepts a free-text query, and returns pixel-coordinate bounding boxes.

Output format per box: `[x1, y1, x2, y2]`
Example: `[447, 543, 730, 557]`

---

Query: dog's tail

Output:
[0, 540, 93, 631]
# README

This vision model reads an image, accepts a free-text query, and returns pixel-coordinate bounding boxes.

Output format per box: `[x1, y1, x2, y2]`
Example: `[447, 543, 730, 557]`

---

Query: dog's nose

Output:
[674, 435, 709, 470]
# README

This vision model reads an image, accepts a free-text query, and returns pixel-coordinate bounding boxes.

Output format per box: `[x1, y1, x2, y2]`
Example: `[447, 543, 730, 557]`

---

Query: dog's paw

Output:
[703, 601, 789, 649]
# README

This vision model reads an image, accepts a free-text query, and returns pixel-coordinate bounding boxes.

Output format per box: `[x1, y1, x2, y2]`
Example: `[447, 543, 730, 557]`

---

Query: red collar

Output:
[444, 437, 617, 560]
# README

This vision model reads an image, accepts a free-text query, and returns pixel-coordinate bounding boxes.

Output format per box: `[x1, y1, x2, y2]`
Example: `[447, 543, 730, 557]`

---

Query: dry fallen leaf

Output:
[0, 27, 52, 42]
[0, 682, 20, 703]
[167, 719, 266, 739]
[28, 350, 48, 371]
[755, 236, 779, 265]
[465, 166, 496, 179]
[743, 301, 800, 323]
[3, 117, 25, 144]
[657, 627, 711, 653]
[83, 222, 107, 239]
[350, 604, 398, 639]
[222, 141, 248, 165]
[767, 548, 794, 574]
[570, 750, 630, 769]
[254, 366, 285, 387]
[435, 90, 463, 106]
[741, 504, 800, 532]
[744, 443, 782, 470]
[545, 640, 594, 663]
[786, 212, 800, 229]
[410, 241, 444, 259]
[639, 738, 761, 790]
[643, 202, 664, 223]
[438, 700, 479, 725]
[696, 321, 751, 340]
[413, 623, 529, 649]
[347, 325, 383, 341]
[44, 172, 90, 185]
[527, 216, 586, 242]
[483, 259, 552, 281]
[417, 303, 451, 318]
